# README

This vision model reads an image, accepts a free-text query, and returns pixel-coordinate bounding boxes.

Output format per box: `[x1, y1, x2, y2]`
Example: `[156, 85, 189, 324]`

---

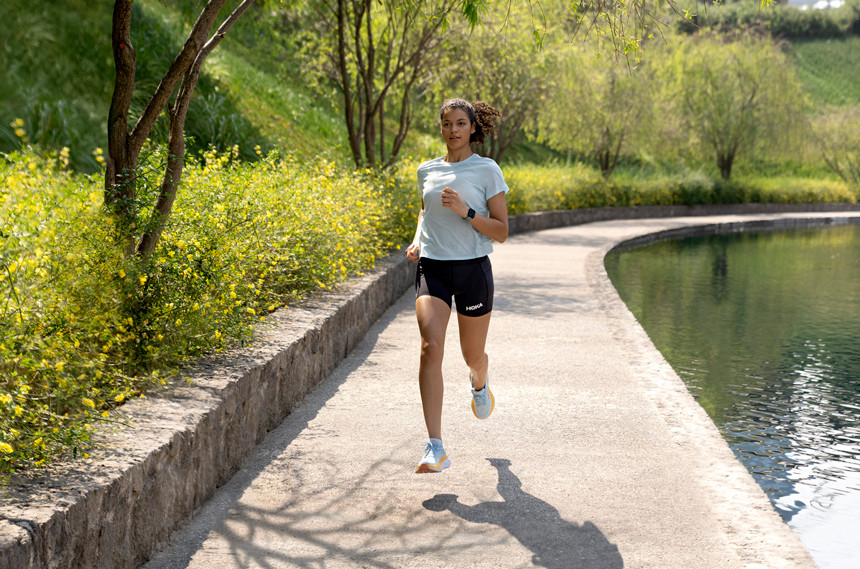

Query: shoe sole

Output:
[415, 456, 450, 474]
[471, 387, 495, 420]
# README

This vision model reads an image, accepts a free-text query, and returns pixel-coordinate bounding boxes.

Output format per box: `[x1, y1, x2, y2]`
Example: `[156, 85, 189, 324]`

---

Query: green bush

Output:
[504, 162, 857, 210]
[0, 144, 418, 471]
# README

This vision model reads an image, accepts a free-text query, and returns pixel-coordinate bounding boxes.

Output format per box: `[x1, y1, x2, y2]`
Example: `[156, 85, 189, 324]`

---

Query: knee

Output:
[463, 350, 488, 371]
[420, 338, 445, 364]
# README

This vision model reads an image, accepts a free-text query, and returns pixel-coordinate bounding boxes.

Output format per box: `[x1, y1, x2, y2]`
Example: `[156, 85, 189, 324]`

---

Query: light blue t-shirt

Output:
[416, 154, 509, 261]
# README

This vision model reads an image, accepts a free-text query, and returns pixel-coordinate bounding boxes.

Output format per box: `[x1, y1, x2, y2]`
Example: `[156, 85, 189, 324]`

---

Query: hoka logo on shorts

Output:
[466, 303, 483, 311]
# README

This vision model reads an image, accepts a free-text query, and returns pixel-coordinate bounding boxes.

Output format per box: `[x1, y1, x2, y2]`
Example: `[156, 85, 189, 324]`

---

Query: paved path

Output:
[143, 213, 859, 569]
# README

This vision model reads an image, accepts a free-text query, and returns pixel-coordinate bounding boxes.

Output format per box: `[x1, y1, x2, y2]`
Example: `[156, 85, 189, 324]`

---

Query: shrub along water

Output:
[504, 162, 858, 215]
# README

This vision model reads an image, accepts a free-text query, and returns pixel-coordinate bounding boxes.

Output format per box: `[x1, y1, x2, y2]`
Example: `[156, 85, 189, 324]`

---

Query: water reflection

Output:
[605, 224, 860, 569]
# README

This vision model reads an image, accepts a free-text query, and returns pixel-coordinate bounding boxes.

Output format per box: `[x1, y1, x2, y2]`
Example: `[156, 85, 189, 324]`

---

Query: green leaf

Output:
[461, 0, 486, 33]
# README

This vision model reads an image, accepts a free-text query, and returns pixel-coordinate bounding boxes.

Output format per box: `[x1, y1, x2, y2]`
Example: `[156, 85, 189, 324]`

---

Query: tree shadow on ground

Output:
[423, 458, 624, 569]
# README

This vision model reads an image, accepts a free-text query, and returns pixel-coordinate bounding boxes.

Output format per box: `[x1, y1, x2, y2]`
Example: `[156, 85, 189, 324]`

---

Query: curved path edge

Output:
[1, 202, 858, 569]
[582, 209, 860, 568]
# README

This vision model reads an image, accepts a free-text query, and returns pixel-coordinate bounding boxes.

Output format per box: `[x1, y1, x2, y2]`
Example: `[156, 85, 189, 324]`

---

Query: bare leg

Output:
[457, 311, 492, 390]
[416, 295, 451, 440]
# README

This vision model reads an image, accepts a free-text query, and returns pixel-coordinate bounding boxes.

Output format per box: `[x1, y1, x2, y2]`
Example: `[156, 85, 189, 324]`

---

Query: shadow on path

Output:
[423, 459, 624, 569]
[141, 297, 420, 569]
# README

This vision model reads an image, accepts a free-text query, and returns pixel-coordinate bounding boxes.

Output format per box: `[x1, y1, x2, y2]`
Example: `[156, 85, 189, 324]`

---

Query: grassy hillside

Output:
[0, 0, 356, 171]
[787, 36, 860, 107]
[1, 1, 858, 172]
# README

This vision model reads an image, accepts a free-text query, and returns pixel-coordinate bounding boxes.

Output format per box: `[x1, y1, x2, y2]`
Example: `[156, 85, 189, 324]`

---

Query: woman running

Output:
[405, 98, 509, 474]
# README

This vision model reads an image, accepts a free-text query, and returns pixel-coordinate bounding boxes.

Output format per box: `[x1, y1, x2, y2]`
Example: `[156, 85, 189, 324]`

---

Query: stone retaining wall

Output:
[1, 202, 859, 569]
[0, 252, 414, 569]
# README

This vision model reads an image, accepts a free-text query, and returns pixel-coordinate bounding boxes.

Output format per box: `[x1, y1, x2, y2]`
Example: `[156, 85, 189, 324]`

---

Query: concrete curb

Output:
[1, 202, 859, 569]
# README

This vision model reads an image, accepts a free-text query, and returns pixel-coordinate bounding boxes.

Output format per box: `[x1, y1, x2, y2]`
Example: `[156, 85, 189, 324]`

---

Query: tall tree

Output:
[658, 31, 805, 180]
[812, 107, 860, 186]
[436, 20, 554, 163]
[107, 0, 254, 259]
[535, 43, 651, 177]
[301, 0, 459, 168]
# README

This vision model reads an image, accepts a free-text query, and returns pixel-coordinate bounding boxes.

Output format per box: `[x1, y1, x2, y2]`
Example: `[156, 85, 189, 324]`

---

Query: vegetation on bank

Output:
[2, 0, 860, 471]
[504, 163, 857, 215]
[0, 143, 417, 470]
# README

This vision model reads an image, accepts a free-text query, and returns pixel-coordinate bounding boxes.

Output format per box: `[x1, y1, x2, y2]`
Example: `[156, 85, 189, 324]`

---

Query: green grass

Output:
[0, 0, 351, 170]
[788, 37, 860, 107]
[0, 0, 114, 170]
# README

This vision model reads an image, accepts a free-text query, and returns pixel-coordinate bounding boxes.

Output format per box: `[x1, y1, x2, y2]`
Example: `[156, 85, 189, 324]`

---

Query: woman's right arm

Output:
[405, 200, 424, 262]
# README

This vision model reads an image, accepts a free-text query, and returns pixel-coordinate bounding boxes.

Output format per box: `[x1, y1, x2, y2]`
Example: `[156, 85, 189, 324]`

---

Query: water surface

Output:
[605, 224, 860, 569]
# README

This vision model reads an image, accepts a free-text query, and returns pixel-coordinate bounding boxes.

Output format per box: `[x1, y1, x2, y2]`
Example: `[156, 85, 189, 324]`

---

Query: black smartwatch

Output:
[465, 207, 476, 221]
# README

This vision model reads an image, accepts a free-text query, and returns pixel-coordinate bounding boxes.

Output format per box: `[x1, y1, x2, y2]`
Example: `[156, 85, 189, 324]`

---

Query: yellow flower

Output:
[139, 275, 147, 285]
[82, 398, 96, 409]
[0, 442, 13, 454]
[13, 405, 23, 416]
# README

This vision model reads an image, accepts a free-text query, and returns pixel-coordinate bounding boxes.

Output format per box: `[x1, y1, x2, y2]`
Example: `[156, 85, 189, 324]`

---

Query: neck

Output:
[444, 147, 473, 163]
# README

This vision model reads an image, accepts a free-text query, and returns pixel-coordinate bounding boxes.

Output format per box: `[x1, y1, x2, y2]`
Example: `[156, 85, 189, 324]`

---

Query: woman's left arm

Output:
[472, 191, 508, 243]
[441, 187, 508, 243]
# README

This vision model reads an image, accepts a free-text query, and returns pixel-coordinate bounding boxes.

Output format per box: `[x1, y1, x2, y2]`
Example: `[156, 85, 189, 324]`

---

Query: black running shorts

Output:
[415, 256, 493, 316]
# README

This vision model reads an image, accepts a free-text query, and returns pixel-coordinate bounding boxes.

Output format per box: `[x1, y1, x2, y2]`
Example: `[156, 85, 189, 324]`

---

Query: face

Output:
[440, 108, 475, 151]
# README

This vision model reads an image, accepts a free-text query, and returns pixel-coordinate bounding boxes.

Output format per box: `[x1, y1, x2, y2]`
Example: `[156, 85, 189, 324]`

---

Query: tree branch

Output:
[106, 0, 136, 206]
[137, 0, 255, 260]
[127, 0, 228, 158]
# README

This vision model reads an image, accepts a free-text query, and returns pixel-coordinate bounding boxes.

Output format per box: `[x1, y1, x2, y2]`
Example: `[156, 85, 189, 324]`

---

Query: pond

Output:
[604, 223, 860, 569]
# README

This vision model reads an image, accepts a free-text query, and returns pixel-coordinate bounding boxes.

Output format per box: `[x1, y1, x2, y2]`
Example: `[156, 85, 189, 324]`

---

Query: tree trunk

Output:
[106, 0, 252, 259]
[717, 152, 734, 180]
[337, 0, 362, 166]
[106, 0, 138, 254]
[328, 0, 451, 168]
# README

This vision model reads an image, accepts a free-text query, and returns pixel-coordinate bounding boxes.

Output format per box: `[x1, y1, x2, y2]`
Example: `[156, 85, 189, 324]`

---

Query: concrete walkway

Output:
[142, 212, 860, 569]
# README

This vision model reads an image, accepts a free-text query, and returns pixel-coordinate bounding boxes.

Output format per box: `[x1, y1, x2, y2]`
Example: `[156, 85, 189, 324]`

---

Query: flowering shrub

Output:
[3, 146, 132, 466]
[0, 143, 417, 471]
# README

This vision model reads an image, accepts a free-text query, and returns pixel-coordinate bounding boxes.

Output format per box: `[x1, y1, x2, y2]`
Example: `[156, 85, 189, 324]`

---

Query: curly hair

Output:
[439, 98, 502, 145]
